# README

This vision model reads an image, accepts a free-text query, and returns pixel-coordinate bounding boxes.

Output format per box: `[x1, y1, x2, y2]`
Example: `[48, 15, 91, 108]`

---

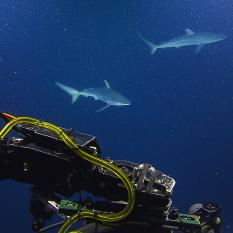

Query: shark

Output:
[138, 28, 227, 54]
[55, 80, 131, 113]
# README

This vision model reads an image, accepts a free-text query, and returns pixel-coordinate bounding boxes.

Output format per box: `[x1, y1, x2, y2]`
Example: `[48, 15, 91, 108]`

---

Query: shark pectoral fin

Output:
[195, 44, 205, 53]
[72, 94, 80, 104]
[95, 104, 111, 113]
[104, 80, 111, 89]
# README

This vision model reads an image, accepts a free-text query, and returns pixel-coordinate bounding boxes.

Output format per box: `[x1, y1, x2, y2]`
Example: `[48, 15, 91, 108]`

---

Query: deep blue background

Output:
[0, 0, 232, 232]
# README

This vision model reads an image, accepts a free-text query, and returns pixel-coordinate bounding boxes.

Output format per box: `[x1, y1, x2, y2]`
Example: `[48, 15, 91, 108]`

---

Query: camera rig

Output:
[0, 113, 221, 233]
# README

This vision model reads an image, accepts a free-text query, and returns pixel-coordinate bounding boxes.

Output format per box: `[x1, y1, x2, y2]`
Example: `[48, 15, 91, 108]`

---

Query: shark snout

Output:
[125, 100, 131, 105]
[115, 99, 131, 106]
[221, 34, 227, 40]
[122, 99, 131, 105]
[213, 34, 227, 41]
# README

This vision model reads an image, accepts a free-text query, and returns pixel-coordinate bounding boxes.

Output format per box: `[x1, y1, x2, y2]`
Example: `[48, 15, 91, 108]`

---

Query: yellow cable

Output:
[0, 116, 135, 233]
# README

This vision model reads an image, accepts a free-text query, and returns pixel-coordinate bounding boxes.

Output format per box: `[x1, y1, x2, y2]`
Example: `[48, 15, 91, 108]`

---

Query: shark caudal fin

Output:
[55, 82, 80, 104]
[138, 32, 158, 55]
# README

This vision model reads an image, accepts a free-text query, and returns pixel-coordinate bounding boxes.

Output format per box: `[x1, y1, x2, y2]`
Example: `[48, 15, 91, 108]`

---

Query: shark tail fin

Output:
[55, 82, 81, 104]
[138, 32, 158, 55]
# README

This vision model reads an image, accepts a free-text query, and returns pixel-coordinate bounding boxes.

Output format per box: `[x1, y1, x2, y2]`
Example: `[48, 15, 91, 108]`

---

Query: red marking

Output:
[2, 113, 16, 119]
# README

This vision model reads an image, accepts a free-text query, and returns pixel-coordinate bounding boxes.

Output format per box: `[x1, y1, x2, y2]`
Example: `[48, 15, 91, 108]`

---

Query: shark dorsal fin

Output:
[104, 80, 111, 89]
[185, 28, 195, 35]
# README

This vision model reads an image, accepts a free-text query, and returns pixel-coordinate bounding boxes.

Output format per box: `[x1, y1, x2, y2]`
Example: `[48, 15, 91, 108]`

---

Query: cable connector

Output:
[58, 200, 79, 216]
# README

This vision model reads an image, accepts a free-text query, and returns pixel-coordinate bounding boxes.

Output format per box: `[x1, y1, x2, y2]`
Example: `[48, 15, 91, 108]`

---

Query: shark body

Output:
[139, 28, 227, 54]
[55, 80, 131, 112]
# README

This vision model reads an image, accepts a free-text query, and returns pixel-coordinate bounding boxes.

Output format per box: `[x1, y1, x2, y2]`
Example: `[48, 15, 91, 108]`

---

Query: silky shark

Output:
[55, 80, 131, 113]
[139, 28, 227, 54]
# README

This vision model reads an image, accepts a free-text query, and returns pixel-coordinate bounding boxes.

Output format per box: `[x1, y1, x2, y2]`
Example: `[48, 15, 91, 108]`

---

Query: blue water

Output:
[0, 0, 232, 232]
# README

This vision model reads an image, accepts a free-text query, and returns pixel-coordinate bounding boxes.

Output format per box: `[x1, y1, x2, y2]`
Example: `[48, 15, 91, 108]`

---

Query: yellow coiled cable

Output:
[0, 116, 135, 233]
